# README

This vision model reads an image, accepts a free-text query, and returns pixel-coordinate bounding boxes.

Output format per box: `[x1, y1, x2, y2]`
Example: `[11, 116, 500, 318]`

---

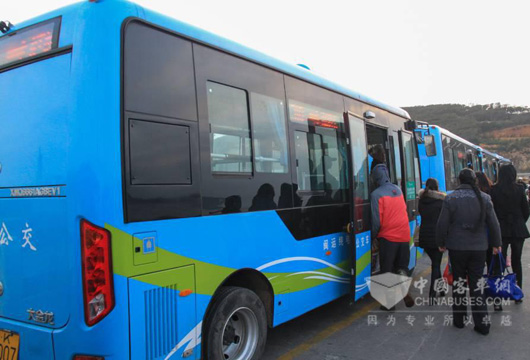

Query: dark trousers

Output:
[424, 247, 443, 296]
[502, 237, 525, 289]
[449, 250, 489, 331]
[379, 238, 410, 274]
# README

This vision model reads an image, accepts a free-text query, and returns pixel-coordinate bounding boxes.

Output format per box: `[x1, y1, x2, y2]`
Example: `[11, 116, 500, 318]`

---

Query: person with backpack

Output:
[436, 169, 502, 335]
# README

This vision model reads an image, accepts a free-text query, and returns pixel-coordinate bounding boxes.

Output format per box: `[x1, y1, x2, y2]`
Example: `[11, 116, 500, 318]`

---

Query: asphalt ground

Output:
[263, 241, 530, 360]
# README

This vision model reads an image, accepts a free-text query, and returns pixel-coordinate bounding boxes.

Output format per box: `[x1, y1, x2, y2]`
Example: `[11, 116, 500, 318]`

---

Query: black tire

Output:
[203, 286, 268, 360]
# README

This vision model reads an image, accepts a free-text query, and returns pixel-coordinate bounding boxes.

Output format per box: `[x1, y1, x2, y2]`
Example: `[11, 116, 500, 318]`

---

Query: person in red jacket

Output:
[371, 163, 414, 309]
[371, 163, 412, 274]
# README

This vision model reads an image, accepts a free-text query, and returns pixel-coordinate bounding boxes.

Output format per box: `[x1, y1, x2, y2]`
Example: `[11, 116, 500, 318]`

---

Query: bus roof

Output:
[2, 0, 411, 120]
[138, 3, 411, 120]
[430, 125, 510, 162]
[434, 125, 479, 149]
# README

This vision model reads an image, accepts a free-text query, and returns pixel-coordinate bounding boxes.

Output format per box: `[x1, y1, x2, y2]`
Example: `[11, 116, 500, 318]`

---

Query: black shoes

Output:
[404, 294, 415, 308]
[474, 326, 490, 336]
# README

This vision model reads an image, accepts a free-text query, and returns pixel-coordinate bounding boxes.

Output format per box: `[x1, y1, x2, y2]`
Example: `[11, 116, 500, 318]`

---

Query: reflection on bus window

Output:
[392, 135, 402, 188]
[402, 132, 416, 200]
[424, 135, 436, 156]
[348, 115, 369, 201]
[251, 93, 288, 173]
[443, 135, 468, 190]
[207, 82, 252, 174]
[291, 100, 348, 204]
[295, 131, 324, 190]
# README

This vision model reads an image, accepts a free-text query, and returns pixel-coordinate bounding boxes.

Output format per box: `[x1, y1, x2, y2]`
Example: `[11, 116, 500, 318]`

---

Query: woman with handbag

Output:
[490, 164, 530, 303]
[418, 178, 446, 303]
[436, 169, 502, 335]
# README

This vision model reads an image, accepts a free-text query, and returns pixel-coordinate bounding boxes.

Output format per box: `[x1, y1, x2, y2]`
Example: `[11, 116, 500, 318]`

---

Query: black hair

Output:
[459, 168, 484, 232]
[496, 164, 518, 196]
[475, 171, 492, 194]
[420, 178, 439, 199]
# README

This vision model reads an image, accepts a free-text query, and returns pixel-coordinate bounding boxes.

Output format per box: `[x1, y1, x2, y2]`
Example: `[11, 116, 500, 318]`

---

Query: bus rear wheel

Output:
[204, 286, 267, 360]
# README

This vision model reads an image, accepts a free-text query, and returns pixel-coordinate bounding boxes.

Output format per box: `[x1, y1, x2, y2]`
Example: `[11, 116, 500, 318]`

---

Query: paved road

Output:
[263, 243, 530, 360]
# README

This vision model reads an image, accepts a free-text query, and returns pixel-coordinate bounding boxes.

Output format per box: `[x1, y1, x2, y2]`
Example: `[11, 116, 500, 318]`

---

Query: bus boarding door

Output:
[344, 112, 371, 301]
[398, 130, 421, 270]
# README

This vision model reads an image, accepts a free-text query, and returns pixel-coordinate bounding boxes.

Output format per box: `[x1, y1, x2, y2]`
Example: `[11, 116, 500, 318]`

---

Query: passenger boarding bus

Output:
[0, 1, 420, 359]
[415, 124, 508, 192]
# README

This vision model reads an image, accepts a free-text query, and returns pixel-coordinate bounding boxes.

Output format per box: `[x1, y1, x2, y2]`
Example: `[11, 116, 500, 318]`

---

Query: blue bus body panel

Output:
[354, 231, 371, 300]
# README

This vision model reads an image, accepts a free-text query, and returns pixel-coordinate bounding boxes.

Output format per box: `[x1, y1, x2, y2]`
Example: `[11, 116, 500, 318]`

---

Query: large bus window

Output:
[123, 21, 202, 222]
[207, 82, 252, 174]
[291, 100, 348, 203]
[124, 21, 197, 121]
[401, 132, 416, 200]
[348, 116, 369, 201]
[443, 135, 457, 190]
[251, 93, 288, 173]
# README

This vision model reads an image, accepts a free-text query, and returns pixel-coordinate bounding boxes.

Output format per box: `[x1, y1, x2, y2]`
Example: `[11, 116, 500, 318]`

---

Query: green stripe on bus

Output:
[107, 224, 352, 295]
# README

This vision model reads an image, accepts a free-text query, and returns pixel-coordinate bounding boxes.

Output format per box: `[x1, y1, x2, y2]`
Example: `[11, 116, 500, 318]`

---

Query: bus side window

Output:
[123, 20, 202, 222]
[401, 132, 417, 200]
[348, 116, 369, 202]
[442, 135, 456, 191]
[251, 93, 289, 174]
[207, 82, 253, 174]
[289, 100, 348, 205]
[124, 21, 197, 121]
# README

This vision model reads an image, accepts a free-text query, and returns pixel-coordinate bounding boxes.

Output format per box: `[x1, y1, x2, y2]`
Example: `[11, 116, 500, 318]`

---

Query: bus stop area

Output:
[263, 236, 530, 360]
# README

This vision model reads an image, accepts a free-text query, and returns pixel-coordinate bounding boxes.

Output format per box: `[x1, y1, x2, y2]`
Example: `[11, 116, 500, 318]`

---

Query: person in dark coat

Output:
[476, 171, 503, 311]
[436, 169, 502, 335]
[418, 178, 446, 302]
[490, 164, 530, 298]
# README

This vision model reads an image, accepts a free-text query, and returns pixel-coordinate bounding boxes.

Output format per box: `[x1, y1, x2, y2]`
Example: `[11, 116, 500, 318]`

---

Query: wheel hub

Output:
[221, 307, 259, 360]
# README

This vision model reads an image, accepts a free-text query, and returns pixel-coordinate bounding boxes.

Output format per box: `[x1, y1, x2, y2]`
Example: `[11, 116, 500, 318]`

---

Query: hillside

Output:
[404, 104, 530, 172]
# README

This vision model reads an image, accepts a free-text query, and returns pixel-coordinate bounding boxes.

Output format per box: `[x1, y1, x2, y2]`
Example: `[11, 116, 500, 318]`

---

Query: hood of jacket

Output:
[419, 188, 446, 201]
[372, 163, 391, 187]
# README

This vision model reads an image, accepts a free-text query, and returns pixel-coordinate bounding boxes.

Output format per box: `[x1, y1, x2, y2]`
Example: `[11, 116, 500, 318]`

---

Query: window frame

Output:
[206, 80, 254, 176]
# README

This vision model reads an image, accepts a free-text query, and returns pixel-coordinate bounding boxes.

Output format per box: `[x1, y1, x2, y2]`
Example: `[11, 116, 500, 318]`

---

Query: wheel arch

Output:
[200, 269, 274, 358]
[204, 268, 275, 328]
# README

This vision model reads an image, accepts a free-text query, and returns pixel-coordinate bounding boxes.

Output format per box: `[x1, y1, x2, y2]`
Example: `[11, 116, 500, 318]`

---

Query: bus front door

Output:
[345, 112, 372, 300]
[398, 130, 421, 270]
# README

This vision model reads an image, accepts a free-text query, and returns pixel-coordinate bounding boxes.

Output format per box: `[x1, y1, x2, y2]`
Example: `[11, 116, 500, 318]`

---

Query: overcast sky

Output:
[2, 0, 529, 108]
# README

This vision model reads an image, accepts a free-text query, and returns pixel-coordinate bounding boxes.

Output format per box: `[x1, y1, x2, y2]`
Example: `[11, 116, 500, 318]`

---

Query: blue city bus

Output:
[415, 124, 508, 192]
[0, 1, 421, 359]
